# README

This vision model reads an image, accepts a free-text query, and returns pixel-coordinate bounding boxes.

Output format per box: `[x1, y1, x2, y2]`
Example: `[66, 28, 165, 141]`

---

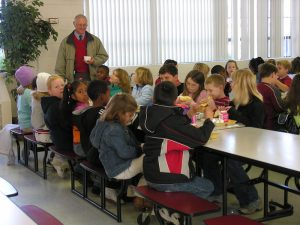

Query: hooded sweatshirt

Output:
[41, 96, 73, 151]
[139, 104, 215, 184]
[90, 120, 141, 178]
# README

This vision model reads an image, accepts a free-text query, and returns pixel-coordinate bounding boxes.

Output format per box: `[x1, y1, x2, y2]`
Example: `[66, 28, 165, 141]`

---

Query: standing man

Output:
[55, 14, 109, 82]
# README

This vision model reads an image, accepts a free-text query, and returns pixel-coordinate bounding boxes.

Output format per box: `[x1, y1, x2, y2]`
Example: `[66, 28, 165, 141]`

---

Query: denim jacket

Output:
[132, 84, 154, 106]
[90, 120, 140, 177]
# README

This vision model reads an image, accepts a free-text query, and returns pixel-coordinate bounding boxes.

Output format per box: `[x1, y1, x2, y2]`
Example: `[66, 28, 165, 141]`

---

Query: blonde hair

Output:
[47, 75, 64, 90]
[135, 67, 153, 86]
[193, 63, 210, 79]
[100, 93, 137, 122]
[277, 60, 291, 71]
[231, 69, 263, 106]
[205, 74, 225, 87]
[113, 68, 131, 94]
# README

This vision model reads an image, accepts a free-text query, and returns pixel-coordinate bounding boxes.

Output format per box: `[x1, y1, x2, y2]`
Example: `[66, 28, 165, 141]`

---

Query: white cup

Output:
[84, 56, 91, 63]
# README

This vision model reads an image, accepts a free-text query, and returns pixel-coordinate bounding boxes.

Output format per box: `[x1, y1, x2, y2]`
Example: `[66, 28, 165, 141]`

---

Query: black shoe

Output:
[91, 186, 101, 195]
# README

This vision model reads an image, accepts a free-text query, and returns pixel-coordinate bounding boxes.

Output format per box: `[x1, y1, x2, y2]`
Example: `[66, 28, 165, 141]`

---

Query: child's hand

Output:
[187, 104, 198, 118]
[207, 97, 217, 110]
[17, 85, 24, 95]
[218, 106, 231, 111]
[204, 106, 214, 119]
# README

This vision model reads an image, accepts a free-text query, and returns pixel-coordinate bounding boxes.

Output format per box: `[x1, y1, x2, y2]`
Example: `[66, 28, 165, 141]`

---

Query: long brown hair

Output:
[113, 68, 131, 94]
[285, 74, 300, 115]
[225, 60, 239, 78]
[182, 70, 205, 101]
[100, 93, 137, 122]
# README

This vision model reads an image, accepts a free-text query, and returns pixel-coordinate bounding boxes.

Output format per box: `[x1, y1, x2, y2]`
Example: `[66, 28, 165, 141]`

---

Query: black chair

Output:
[80, 160, 130, 222]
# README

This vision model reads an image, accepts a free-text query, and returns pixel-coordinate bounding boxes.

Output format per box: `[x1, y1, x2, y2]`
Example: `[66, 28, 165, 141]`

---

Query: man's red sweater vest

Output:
[73, 35, 88, 73]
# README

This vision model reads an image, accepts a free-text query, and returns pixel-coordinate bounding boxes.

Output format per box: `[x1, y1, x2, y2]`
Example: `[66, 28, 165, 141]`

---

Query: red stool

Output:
[136, 186, 220, 225]
[204, 215, 264, 225]
[20, 205, 63, 225]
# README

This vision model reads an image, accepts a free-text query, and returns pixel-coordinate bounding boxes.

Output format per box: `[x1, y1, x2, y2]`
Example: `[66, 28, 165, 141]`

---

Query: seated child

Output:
[257, 63, 285, 130]
[139, 81, 215, 224]
[202, 69, 263, 215]
[132, 67, 154, 106]
[31, 72, 51, 130]
[41, 75, 70, 177]
[284, 74, 300, 130]
[204, 74, 230, 110]
[176, 70, 207, 106]
[139, 81, 214, 198]
[109, 68, 131, 97]
[90, 93, 143, 180]
[96, 65, 110, 83]
[15, 66, 36, 133]
[276, 60, 292, 92]
[68, 81, 90, 157]
[2, 66, 36, 165]
[72, 80, 110, 164]
[211, 65, 231, 97]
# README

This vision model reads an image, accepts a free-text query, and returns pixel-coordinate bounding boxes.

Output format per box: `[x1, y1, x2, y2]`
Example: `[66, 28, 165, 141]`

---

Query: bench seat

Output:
[20, 205, 63, 225]
[136, 185, 220, 225]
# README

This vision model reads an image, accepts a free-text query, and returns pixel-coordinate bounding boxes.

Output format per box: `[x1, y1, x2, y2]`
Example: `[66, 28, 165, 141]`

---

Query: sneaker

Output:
[53, 165, 68, 178]
[159, 208, 172, 222]
[56, 167, 67, 178]
[158, 208, 180, 225]
[170, 212, 180, 225]
[239, 199, 262, 215]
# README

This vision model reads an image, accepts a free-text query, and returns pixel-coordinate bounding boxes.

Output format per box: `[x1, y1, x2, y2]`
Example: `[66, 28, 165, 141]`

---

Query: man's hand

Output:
[85, 57, 94, 65]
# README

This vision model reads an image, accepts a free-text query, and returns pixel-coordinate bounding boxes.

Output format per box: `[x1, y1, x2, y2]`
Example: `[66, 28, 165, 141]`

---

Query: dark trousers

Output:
[201, 152, 258, 207]
[74, 72, 91, 81]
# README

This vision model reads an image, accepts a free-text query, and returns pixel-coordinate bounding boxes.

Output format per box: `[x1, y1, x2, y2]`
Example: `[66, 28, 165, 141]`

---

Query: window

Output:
[85, 0, 294, 67]
[282, 0, 291, 57]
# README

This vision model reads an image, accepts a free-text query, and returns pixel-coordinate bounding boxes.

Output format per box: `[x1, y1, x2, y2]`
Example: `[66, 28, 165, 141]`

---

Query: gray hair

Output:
[73, 14, 87, 24]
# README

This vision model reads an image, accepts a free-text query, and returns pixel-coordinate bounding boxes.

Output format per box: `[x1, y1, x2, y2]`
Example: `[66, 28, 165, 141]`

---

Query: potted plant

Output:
[0, 0, 58, 80]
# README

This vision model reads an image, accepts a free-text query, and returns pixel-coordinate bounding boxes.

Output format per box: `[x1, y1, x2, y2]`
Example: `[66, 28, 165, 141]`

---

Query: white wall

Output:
[32, 0, 83, 73]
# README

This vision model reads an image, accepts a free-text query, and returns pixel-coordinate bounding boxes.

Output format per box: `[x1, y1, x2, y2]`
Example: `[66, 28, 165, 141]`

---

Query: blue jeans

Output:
[148, 176, 214, 199]
[202, 152, 258, 207]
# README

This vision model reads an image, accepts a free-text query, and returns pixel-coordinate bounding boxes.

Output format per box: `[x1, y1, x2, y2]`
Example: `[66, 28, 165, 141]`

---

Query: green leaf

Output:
[0, 0, 58, 74]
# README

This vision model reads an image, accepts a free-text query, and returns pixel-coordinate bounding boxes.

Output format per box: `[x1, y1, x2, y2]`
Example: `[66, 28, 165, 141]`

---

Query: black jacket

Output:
[139, 104, 215, 184]
[73, 106, 104, 166]
[41, 96, 73, 151]
[228, 96, 265, 128]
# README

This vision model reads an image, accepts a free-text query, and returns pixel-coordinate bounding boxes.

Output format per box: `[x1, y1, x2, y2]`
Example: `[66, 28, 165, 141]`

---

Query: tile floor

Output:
[0, 152, 299, 225]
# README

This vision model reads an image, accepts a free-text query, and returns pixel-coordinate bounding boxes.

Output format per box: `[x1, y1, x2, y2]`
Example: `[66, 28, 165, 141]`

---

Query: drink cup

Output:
[84, 56, 91, 63]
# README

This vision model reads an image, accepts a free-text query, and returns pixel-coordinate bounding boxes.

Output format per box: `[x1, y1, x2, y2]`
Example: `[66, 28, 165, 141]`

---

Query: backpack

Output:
[275, 112, 300, 135]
